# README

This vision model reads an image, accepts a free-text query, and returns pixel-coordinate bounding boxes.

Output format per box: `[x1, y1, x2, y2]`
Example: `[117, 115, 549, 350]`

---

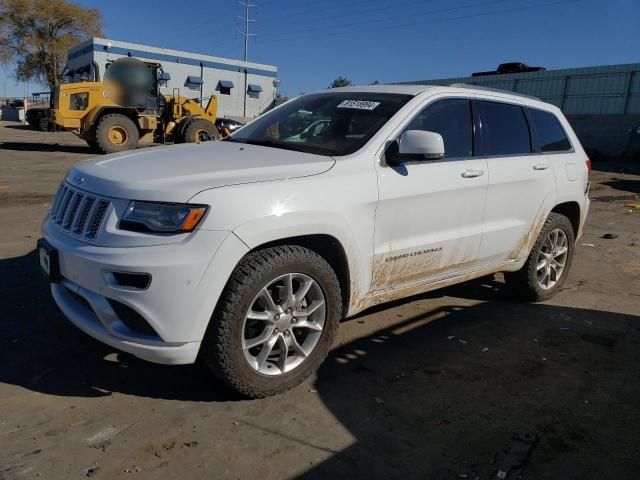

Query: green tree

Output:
[328, 75, 352, 89]
[0, 0, 103, 89]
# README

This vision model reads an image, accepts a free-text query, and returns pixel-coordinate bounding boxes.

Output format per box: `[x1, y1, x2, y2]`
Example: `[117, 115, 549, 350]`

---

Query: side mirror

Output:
[398, 130, 445, 160]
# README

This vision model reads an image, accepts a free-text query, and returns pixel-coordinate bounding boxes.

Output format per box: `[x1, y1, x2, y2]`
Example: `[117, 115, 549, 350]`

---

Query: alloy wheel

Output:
[536, 228, 569, 290]
[242, 273, 326, 375]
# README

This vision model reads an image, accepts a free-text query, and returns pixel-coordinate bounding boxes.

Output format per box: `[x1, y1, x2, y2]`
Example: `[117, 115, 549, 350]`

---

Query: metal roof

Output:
[395, 63, 640, 114]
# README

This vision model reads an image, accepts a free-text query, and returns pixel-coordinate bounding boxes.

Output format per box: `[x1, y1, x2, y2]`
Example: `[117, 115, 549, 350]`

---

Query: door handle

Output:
[533, 163, 550, 170]
[461, 169, 485, 178]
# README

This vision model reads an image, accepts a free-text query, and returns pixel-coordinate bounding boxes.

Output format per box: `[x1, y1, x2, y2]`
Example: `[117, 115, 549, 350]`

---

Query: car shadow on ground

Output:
[0, 142, 95, 154]
[0, 250, 242, 402]
[302, 284, 640, 479]
[2, 124, 39, 131]
[601, 178, 640, 195]
[1, 251, 638, 478]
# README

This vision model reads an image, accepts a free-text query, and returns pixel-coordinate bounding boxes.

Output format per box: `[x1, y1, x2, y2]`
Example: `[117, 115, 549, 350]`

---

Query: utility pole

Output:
[238, 1, 256, 62]
[238, 1, 255, 118]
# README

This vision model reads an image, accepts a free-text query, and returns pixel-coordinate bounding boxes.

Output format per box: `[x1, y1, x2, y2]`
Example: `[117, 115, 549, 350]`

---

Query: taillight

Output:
[585, 157, 591, 175]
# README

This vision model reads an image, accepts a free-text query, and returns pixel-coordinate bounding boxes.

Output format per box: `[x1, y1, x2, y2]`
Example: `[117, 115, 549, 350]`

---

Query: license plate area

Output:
[37, 238, 61, 283]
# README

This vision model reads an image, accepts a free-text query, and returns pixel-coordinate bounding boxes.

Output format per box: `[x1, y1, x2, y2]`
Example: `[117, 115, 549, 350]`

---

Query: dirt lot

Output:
[0, 121, 639, 479]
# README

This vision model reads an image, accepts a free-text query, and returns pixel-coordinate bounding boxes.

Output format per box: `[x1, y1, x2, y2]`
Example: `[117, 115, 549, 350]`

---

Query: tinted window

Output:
[480, 101, 531, 155]
[529, 108, 572, 152]
[406, 99, 473, 158]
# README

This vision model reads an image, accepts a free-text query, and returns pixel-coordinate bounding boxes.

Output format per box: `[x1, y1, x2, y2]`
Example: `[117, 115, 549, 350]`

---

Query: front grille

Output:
[50, 184, 111, 241]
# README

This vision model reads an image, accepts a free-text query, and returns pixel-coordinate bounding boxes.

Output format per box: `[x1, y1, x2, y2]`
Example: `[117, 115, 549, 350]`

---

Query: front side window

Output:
[405, 98, 473, 158]
[69, 93, 88, 111]
[528, 108, 572, 152]
[227, 92, 412, 156]
[479, 101, 531, 156]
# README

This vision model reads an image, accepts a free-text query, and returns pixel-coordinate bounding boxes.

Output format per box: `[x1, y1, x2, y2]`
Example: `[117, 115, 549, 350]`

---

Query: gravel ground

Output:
[1, 122, 639, 479]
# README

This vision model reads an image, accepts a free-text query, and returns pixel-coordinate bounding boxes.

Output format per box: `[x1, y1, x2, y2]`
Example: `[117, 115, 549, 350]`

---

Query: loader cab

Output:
[104, 58, 163, 115]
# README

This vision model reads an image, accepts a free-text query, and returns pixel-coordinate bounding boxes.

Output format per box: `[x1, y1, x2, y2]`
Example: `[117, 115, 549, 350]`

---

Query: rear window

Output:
[528, 108, 572, 152]
[479, 101, 532, 156]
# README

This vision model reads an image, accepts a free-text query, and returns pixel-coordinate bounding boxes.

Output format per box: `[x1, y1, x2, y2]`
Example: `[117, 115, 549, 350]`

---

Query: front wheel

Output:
[505, 212, 575, 301]
[201, 246, 342, 398]
[95, 113, 139, 154]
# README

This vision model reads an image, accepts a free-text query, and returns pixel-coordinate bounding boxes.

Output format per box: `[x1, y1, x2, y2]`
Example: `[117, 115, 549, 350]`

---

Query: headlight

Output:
[119, 201, 207, 233]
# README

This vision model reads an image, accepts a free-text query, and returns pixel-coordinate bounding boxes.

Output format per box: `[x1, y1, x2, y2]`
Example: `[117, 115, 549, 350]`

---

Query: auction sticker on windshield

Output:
[337, 100, 380, 110]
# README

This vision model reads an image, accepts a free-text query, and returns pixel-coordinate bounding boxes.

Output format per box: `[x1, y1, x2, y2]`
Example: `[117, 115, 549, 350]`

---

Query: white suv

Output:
[39, 85, 590, 397]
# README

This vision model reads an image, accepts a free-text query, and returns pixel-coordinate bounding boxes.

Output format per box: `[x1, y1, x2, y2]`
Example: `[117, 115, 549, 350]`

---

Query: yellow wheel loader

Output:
[50, 57, 219, 154]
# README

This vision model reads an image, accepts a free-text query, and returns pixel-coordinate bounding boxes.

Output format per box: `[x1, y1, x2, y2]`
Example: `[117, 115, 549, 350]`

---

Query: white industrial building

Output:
[66, 37, 279, 119]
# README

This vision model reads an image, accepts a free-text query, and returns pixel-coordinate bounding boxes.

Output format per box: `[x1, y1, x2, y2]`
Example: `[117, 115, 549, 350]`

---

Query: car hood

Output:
[66, 141, 336, 203]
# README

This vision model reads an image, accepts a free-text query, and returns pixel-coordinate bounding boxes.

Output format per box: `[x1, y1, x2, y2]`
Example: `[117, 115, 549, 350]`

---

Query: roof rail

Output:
[449, 83, 541, 101]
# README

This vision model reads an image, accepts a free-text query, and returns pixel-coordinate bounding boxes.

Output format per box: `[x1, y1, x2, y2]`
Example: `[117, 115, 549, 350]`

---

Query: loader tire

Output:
[86, 139, 101, 153]
[95, 114, 139, 154]
[183, 118, 219, 143]
[38, 117, 49, 132]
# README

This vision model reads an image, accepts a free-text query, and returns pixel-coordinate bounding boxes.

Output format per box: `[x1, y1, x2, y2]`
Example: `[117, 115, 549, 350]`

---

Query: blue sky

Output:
[1, 0, 638, 98]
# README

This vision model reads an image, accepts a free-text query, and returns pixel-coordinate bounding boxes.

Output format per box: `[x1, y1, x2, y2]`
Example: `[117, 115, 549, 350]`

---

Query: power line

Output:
[258, 0, 457, 33]
[258, 0, 382, 21]
[259, 0, 582, 43]
[259, 0, 506, 38]
[238, 1, 256, 62]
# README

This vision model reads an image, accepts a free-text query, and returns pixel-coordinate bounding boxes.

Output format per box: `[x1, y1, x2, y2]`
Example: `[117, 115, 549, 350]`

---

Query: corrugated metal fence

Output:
[397, 63, 640, 115]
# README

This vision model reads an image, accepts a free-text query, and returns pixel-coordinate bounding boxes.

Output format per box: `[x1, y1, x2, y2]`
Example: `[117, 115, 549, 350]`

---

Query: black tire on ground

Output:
[95, 113, 139, 154]
[182, 118, 219, 143]
[85, 139, 101, 153]
[38, 116, 49, 132]
[201, 245, 342, 398]
[505, 212, 575, 302]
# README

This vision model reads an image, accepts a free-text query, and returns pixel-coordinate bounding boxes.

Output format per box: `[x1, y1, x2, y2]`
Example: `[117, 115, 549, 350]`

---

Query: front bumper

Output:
[42, 218, 248, 365]
[51, 279, 200, 364]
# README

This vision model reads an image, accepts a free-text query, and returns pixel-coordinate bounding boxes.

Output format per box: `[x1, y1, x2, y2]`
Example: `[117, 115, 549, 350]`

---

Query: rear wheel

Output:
[182, 118, 219, 143]
[95, 113, 139, 154]
[38, 116, 49, 132]
[201, 246, 342, 398]
[505, 212, 575, 301]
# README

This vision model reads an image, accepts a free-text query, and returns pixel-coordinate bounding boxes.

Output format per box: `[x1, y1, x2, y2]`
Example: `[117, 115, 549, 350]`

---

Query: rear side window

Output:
[479, 101, 531, 156]
[406, 98, 473, 158]
[528, 108, 572, 152]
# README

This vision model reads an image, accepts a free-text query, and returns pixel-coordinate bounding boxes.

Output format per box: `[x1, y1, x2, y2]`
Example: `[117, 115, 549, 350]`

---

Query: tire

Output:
[95, 113, 139, 154]
[201, 245, 342, 398]
[505, 212, 575, 302]
[38, 116, 49, 132]
[182, 118, 219, 143]
[85, 139, 101, 153]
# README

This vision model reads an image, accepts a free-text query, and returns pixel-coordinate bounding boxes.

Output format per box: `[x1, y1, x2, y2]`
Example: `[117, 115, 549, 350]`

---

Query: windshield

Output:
[228, 92, 412, 156]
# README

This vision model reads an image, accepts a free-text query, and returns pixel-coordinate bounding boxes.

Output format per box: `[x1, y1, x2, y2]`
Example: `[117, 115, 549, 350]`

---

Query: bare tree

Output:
[0, 0, 103, 88]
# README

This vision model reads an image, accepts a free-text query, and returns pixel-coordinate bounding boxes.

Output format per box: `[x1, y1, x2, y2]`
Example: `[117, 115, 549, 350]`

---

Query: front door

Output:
[372, 97, 488, 291]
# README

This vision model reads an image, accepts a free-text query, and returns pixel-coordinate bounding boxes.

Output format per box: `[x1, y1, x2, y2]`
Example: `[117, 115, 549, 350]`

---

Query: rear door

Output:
[476, 99, 557, 262]
[372, 97, 488, 291]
